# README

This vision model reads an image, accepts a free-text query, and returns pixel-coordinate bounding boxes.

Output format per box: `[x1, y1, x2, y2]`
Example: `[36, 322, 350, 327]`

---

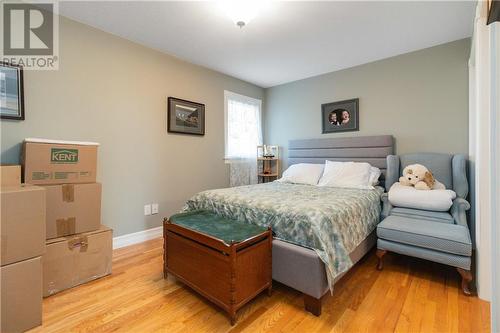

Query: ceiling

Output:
[59, 1, 475, 88]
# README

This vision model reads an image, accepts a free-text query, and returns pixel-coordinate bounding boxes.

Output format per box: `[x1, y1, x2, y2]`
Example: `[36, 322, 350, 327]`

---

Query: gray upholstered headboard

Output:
[288, 135, 394, 181]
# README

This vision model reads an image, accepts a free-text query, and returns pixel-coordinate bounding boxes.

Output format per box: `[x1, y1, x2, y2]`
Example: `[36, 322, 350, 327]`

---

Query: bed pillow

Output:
[388, 182, 456, 211]
[368, 166, 381, 186]
[278, 163, 324, 185]
[317, 161, 373, 189]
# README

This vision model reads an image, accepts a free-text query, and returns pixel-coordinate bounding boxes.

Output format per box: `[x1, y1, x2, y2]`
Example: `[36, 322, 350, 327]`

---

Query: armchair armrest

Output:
[381, 193, 393, 219]
[452, 155, 469, 199]
[450, 197, 470, 227]
[385, 155, 400, 192]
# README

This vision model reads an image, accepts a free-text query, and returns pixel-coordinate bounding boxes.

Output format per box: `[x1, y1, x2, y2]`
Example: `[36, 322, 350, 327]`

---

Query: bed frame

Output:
[272, 135, 394, 315]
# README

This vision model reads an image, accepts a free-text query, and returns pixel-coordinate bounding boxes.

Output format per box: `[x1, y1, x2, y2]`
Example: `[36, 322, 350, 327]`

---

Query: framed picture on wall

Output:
[321, 98, 359, 133]
[0, 62, 25, 120]
[487, 0, 499, 24]
[167, 97, 205, 135]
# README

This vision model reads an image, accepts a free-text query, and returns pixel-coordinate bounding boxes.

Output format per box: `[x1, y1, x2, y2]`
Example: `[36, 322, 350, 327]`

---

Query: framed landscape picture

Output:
[167, 97, 205, 135]
[322, 98, 359, 134]
[0, 62, 24, 120]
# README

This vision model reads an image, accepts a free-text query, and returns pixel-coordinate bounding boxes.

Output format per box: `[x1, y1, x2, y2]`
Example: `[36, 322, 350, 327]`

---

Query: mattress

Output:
[182, 182, 383, 288]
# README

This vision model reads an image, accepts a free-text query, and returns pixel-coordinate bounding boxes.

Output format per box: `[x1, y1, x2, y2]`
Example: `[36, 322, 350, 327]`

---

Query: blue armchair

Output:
[376, 153, 473, 295]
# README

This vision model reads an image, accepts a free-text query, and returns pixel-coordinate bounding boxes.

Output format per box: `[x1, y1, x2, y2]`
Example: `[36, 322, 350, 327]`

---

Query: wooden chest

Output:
[163, 210, 272, 325]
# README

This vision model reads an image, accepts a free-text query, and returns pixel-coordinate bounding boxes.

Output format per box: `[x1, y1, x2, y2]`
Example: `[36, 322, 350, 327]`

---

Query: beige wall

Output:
[0, 17, 264, 236]
[0, 17, 470, 237]
[264, 39, 470, 167]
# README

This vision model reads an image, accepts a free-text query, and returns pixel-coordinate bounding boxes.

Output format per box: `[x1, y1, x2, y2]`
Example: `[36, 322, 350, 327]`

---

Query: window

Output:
[224, 91, 262, 160]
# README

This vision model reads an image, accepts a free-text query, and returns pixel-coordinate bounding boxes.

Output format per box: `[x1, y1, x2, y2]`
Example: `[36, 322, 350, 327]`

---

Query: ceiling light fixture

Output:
[218, 0, 267, 28]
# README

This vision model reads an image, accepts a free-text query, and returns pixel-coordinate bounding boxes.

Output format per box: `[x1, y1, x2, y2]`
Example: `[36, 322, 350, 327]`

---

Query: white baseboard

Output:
[113, 226, 163, 249]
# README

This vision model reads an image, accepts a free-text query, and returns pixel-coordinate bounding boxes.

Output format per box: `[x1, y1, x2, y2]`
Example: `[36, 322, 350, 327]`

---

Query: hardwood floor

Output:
[29, 238, 490, 333]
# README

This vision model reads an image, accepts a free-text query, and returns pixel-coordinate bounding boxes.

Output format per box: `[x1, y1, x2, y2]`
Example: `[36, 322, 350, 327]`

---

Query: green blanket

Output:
[182, 182, 382, 290]
[170, 210, 268, 244]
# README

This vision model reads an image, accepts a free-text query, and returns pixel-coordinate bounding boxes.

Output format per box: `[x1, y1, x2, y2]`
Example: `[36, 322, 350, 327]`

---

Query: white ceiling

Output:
[59, 1, 475, 88]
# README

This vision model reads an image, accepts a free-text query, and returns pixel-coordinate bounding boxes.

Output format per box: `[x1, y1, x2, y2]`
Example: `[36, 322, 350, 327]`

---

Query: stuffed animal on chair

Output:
[399, 164, 445, 190]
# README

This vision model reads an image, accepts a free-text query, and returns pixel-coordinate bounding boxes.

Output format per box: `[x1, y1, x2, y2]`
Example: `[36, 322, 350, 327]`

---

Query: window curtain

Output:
[225, 92, 262, 187]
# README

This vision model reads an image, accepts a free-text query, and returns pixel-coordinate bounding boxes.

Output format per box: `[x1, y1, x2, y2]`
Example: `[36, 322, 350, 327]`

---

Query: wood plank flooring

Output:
[29, 238, 490, 333]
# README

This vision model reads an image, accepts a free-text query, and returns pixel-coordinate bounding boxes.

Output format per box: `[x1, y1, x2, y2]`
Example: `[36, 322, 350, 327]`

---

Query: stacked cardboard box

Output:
[1, 165, 45, 333]
[22, 138, 112, 297]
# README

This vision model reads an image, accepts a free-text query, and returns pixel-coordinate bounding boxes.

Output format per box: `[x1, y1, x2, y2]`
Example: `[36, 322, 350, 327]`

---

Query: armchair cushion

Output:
[377, 239, 471, 270]
[377, 216, 472, 256]
[390, 207, 454, 224]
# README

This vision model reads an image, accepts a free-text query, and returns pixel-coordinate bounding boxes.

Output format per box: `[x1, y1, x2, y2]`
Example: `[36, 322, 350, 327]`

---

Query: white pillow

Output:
[317, 161, 373, 189]
[368, 166, 381, 186]
[388, 182, 456, 211]
[278, 163, 324, 185]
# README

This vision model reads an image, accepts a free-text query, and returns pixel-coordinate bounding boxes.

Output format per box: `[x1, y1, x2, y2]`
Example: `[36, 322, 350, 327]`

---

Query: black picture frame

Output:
[0, 62, 25, 120]
[167, 97, 205, 135]
[487, 0, 499, 25]
[321, 98, 359, 134]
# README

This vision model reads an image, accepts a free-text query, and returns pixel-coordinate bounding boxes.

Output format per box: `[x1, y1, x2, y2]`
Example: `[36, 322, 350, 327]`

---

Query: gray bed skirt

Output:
[272, 230, 377, 299]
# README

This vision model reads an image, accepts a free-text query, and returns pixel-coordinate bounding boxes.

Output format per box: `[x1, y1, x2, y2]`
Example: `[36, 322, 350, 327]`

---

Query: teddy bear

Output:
[399, 164, 445, 190]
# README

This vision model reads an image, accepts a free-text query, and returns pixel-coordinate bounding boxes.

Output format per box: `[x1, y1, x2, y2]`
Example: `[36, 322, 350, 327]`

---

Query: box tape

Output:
[67, 235, 88, 252]
[0, 234, 6, 254]
[56, 217, 76, 236]
[62, 184, 75, 202]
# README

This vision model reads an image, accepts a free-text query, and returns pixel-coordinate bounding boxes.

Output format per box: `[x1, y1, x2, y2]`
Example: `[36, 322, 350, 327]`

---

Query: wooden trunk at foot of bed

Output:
[163, 220, 272, 325]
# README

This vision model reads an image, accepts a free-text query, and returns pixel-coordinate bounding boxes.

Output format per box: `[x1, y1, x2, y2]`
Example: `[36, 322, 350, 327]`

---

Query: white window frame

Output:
[224, 90, 263, 160]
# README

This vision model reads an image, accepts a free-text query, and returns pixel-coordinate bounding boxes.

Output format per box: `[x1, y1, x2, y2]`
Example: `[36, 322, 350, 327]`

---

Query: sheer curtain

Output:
[224, 91, 262, 187]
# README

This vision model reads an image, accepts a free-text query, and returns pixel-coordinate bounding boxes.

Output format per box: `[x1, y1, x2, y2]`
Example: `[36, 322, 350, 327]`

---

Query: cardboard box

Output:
[43, 225, 112, 297]
[44, 183, 102, 239]
[1, 165, 21, 187]
[0, 256, 42, 333]
[22, 138, 99, 185]
[1, 185, 46, 266]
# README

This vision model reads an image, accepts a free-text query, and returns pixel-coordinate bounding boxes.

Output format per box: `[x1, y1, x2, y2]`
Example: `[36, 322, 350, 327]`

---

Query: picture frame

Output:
[487, 0, 499, 24]
[167, 97, 205, 135]
[321, 98, 359, 134]
[0, 62, 25, 120]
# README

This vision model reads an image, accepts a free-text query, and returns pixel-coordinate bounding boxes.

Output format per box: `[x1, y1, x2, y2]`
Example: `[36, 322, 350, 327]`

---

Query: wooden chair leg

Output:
[457, 268, 473, 296]
[303, 294, 322, 316]
[376, 249, 387, 270]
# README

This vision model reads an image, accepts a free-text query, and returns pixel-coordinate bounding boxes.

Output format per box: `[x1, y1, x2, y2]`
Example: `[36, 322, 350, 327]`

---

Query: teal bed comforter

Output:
[182, 182, 383, 289]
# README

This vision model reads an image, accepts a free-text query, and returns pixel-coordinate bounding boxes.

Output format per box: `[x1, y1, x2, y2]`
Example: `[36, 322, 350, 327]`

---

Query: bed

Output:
[183, 135, 394, 315]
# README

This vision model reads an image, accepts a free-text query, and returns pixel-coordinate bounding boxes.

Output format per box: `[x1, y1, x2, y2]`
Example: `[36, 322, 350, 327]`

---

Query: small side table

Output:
[257, 145, 280, 183]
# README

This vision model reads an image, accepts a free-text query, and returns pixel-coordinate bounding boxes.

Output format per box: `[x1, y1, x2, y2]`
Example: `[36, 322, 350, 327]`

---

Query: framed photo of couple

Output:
[321, 98, 359, 134]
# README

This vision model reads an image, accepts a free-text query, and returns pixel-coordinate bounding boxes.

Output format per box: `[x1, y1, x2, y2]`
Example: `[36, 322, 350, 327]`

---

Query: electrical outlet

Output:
[144, 204, 152, 216]
[151, 203, 159, 215]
